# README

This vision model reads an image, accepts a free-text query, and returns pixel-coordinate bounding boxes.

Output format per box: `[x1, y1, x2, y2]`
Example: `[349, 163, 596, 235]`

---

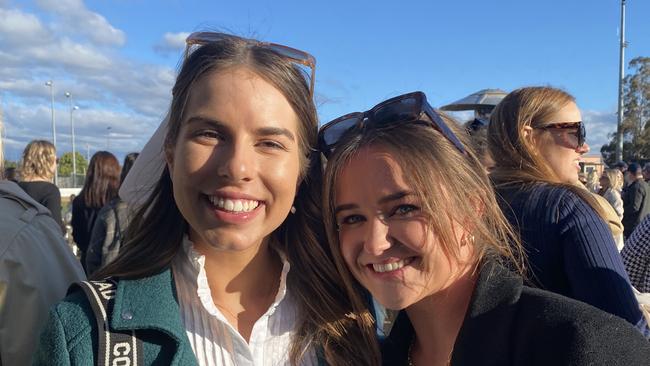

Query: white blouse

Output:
[172, 237, 317, 366]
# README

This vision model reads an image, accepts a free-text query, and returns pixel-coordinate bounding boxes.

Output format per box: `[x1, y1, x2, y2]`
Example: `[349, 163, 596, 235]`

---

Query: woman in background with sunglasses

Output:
[34, 33, 377, 366]
[488, 86, 649, 336]
[320, 91, 650, 365]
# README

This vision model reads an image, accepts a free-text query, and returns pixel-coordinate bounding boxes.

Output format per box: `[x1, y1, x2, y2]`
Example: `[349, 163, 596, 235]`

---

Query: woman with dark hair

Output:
[35, 33, 377, 365]
[85, 152, 139, 275]
[320, 92, 650, 365]
[18, 139, 64, 232]
[488, 86, 648, 335]
[71, 151, 120, 272]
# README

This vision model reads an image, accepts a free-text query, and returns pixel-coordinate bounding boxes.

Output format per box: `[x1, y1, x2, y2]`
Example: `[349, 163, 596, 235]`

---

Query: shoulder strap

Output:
[74, 280, 143, 366]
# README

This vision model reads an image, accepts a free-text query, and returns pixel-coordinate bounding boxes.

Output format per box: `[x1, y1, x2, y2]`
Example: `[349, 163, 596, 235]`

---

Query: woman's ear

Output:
[521, 125, 534, 141]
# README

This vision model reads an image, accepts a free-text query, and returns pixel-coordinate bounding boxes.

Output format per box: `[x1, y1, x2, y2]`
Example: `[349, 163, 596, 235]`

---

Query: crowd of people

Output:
[1, 31, 650, 365]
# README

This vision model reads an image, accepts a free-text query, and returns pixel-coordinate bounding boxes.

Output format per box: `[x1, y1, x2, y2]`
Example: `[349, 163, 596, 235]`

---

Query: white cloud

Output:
[0, 7, 50, 45]
[582, 109, 617, 152]
[0, 2, 173, 162]
[154, 32, 190, 55]
[35, 0, 126, 46]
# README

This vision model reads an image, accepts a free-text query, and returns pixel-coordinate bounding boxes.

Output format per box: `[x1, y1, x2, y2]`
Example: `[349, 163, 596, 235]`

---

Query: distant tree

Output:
[602, 57, 650, 164]
[3, 160, 17, 169]
[57, 151, 88, 177]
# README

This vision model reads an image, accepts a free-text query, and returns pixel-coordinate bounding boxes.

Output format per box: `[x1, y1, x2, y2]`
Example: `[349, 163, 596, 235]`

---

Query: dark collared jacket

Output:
[382, 261, 650, 366]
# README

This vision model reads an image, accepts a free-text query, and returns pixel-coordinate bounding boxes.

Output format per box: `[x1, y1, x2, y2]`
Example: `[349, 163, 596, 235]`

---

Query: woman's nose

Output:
[217, 143, 254, 182]
[363, 217, 392, 256]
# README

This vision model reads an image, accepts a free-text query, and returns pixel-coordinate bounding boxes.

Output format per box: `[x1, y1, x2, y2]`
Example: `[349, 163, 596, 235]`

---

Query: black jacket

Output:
[382, 261, 650, 365]
[623, 179, 650, 238]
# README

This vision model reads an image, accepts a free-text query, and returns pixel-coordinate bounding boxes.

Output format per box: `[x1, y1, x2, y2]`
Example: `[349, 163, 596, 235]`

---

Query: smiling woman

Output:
[33, 33, 378, 366]
[321, 91, 650, 366]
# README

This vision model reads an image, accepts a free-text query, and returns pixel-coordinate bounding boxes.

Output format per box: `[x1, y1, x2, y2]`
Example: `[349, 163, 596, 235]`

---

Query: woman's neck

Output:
[193, 236, 283, 342]
[22, 175, 51, 183]
[406, 266, 477, 366]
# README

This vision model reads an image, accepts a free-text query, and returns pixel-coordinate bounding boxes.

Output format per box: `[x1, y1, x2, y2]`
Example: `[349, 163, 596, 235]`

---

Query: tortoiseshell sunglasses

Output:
[185, 32, 316, 97]
[536, 121, 586, 149]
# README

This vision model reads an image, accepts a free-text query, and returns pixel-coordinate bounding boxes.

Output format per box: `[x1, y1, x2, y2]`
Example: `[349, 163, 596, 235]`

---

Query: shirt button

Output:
[121, 311, 133, 320]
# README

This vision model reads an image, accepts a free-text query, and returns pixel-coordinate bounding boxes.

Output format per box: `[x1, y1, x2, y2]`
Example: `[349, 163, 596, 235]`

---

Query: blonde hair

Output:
[488, 86, 608, 219]
[20, 140, 56, 181]
[322, 116, 526, 361]
[603, 168, 623, 191]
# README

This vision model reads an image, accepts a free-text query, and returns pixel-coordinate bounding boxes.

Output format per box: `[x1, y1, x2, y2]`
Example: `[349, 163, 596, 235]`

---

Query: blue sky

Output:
[1, 0, 649, 162]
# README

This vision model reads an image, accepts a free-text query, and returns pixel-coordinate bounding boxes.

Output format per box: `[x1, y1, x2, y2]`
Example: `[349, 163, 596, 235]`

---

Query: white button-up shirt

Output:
[172, 237, 317, 366]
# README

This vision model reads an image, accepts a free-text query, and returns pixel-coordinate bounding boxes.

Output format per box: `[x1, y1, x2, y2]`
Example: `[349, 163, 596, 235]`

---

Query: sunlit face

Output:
[533, 102, 589, 184]
[334, 145, 473, 310]
[167, 66, 302, 255]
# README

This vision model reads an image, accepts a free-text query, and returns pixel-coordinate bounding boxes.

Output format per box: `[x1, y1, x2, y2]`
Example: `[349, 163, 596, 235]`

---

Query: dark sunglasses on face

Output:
[536, 121, 586, 149]
[318, 91, 466, 158]
[184, 32, 316, 97]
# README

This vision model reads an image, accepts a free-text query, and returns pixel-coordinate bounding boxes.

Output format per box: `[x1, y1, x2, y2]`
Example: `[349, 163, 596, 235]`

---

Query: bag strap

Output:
[75, 280, 143, 366]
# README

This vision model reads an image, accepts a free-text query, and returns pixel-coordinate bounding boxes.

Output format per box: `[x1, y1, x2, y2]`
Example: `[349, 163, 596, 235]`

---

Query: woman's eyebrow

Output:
[256, 126, 295, 141]
[185, 116, 225, 127]
[334, 203, 358, 216]
[378, 191, 411, 205]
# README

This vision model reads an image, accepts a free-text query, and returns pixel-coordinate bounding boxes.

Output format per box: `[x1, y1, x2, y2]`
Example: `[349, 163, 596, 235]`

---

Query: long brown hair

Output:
[95, 36, 377, 365]
[79, 151, 120, 208]
[488, 86, 607, 219]
[322, 116, 526, 362]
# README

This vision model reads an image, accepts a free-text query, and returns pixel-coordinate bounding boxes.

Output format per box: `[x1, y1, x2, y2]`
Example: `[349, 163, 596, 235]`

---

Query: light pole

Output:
[45, 80, 58, 185]
[106, 126, 112, 149]
[65, 91, 78, 187]
[616, 0, 627, 163]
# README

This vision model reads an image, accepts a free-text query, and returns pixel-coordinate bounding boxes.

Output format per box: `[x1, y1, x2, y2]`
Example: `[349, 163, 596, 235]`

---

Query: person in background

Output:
[488, 86, 648, 336]
[599, 168, 624, 219]
[622, 163, 650, 238]
[616, 161, 628, 177]
[0, 122, 85, 365]
[85, 152, 139, 275]
[318, 92, 650, 365]
[643, 162, 650, 183]
[71, 151, 120, 273]
[622, 214, 650, 293]
[464, 119, 494, 172]
[18, 139, 64, 232]
[3, 167, 19, 182]
[585, 170, 600, 193]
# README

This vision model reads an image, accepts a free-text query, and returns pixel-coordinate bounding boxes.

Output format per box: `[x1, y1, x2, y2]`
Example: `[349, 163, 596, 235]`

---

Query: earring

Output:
[290, 206, 296, 214]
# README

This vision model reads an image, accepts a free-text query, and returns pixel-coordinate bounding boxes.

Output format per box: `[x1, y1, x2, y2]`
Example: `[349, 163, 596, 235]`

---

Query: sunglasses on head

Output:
[536, 121, 586, 149]
[185, 32, 316, 97]
[318, 92, 466, 158]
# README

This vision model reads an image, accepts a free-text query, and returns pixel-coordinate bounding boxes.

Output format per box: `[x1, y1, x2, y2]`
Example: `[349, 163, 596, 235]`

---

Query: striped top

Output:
[172, 236, 317, 366]
[496, 183, 648, 336]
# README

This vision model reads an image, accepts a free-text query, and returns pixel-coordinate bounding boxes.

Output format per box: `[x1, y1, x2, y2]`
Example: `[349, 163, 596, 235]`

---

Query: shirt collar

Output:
[179, 235, 292, 318]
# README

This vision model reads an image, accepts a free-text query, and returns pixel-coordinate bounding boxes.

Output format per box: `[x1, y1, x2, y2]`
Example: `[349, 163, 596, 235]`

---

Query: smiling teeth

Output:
[209, 196, 260, 213]
[372, 259, 412, 273]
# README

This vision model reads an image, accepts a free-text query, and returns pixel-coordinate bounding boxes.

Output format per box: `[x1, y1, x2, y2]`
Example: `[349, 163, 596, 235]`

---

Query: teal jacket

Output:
[34, 268, 329, 365]
[34, 269, 200, 365]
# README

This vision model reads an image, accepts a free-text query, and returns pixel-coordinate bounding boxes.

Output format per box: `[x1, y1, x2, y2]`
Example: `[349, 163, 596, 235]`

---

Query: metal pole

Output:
[616, 0, 626, 163]
[65, 92, 77, 187]
[45, 81, 58, 185]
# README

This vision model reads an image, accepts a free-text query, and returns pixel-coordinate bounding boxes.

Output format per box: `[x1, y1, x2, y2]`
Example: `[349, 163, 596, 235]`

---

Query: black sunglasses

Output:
[318, 91, 466, 158]
[536, 121, 586, 149]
